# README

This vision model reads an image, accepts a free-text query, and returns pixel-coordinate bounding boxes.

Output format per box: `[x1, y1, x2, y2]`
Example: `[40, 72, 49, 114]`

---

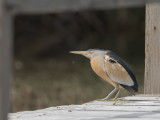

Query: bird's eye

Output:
[109, 59, 116, 64]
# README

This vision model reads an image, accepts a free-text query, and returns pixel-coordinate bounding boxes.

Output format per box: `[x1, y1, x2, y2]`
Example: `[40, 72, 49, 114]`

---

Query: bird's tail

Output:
[120, 84, 138, 95]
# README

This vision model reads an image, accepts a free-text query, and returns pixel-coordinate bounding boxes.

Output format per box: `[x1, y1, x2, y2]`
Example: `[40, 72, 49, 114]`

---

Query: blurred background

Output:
[12, 7, 145, 112]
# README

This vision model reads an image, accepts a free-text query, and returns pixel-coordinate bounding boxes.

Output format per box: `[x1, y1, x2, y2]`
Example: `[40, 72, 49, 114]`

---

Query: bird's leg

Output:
[104, 88, 119, 100]
[113, 89, 120, 100]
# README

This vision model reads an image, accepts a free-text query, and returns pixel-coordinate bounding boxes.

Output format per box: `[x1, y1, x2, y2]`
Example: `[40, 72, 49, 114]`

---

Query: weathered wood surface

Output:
[0, 0, 13, 120]
[9, 95, 160, 120]
[6, 0, 159, 14]
[145, 3, 160, 94]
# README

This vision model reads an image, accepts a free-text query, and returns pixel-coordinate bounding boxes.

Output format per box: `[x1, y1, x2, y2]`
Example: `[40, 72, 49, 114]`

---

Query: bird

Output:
[70, 49, 138, 100]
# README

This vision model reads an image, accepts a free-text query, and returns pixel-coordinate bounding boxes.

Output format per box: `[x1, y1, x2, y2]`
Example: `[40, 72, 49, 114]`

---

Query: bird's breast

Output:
[90, 58, 120, 88]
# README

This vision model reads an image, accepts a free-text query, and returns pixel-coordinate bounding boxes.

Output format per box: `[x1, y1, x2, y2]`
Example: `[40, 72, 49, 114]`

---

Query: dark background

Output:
[12, 7, 145, 112]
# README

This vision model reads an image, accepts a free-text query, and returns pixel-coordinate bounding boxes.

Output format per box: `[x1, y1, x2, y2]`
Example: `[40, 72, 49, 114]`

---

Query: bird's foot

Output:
[96, 97, 124, 101]
[117, 97, 125, 101]
[96, 98, 112, 101]
[111, 97, 124, 101]
[96, 98, 106, 101]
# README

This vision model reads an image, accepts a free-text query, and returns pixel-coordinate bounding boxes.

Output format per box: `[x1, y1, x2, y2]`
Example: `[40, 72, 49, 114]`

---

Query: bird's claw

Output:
[96, 98, 112, 101]
[96, 97, 124, 101]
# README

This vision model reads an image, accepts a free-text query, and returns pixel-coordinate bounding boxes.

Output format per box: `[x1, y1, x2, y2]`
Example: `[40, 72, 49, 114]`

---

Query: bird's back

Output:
[105, 50, 138, 94]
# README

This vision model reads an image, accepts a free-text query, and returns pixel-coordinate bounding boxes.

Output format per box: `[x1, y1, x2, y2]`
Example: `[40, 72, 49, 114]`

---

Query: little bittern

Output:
[70, 49, 138, 100]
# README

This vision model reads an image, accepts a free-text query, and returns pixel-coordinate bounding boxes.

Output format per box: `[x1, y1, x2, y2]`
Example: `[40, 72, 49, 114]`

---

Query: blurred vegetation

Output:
[12, 7, 145, 112]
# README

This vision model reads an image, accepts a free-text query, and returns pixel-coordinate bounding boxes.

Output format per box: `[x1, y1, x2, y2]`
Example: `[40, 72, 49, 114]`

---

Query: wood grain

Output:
[6, 0, 153, 14]
[0, 0, 13, 120]
[0, 0, 160, 119]
[9, 95, 160, 120]
[145, 3, 160, 94]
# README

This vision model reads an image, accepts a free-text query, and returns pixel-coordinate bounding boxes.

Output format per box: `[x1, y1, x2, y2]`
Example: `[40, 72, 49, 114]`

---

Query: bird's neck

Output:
[90, 56, 104, 73]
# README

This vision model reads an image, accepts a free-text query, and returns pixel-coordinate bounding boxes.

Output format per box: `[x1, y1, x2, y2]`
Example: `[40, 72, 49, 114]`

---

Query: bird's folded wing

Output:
[104, 55, 134, 86]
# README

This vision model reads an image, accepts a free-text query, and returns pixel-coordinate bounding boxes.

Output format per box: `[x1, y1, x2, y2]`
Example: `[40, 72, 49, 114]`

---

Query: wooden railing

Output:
[0, 0, 160, 120]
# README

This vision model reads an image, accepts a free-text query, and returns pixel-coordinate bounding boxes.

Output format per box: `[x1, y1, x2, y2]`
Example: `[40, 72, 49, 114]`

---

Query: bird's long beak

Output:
[70, 51, 86, 55]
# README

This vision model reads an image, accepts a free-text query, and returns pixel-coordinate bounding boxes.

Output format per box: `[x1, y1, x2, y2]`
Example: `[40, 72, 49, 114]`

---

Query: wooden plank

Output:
[10, 111, 159, 120]
[9, 95, 160, 120]
[9, 111, 160, 120]
[6, 0, 158, 14]
[145, 3, 160, 94]
[0, 0, 13, 120]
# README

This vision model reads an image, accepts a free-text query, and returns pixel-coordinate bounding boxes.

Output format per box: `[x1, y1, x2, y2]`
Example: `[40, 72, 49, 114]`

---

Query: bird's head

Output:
[70, 49, 105, 59]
